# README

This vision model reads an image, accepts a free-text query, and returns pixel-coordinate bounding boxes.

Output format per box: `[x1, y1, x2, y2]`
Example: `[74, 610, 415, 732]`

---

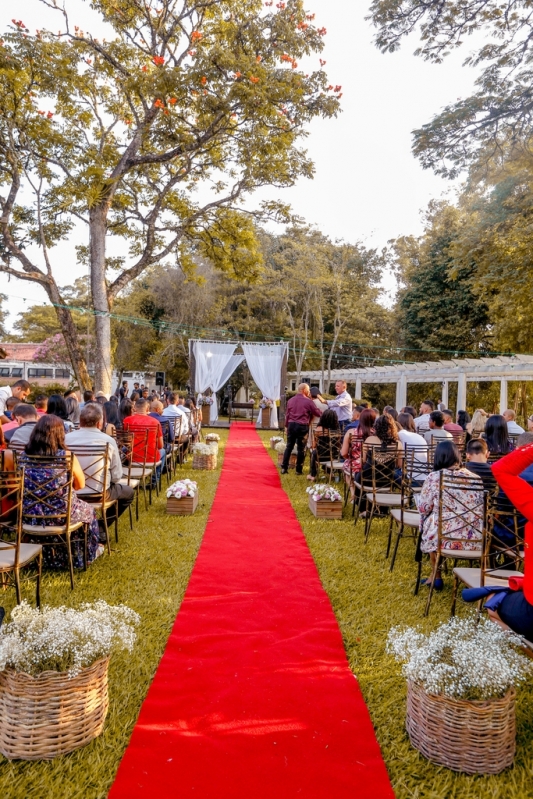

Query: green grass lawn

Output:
[257, 431, 533, 799]
[0, 431, 229, 799]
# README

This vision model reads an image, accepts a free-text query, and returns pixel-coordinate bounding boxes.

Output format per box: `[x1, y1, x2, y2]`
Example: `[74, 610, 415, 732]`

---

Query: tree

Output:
[0, 294, 8, 339]
[369, 0, 533, 176]
[393, 201, 491, 354]
[0, 2, 341, 392]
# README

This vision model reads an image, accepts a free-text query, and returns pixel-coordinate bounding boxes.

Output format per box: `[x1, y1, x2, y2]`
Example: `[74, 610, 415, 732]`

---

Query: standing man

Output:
[318, 380, 352, 433]
[0, 379, 31, 423]
[119, 381, 129, 400]
[282, 384, 321, 475]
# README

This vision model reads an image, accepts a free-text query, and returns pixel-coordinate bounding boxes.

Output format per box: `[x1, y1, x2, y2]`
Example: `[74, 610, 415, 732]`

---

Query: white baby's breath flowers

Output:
[205, 433, 220, 442]
[270, 436, 284, 445]
[0, 601, 140, 678]
[306, 484, 342, 502]
[387, 616, 533, 701]
[192, 442, 217, 456]
[275, 441, 297, 454]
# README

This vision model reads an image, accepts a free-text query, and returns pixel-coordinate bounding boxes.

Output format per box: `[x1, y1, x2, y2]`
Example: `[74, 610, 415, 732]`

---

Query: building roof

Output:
[0, 343, 41, 361]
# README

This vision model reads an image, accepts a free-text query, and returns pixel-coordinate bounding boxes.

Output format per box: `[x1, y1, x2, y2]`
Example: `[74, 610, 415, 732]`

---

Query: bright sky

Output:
[0, 0, 479, 331]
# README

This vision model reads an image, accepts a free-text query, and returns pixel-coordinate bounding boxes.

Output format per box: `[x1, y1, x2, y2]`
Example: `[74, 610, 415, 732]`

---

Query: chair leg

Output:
[385, 515, 393, 559]
[14, 568, 21, 604]
[424, 553, 441, 617]
[128, 502, 133, 531]
[102, 513, 111, 555]
[390, 521, 404, 573]
[36, 552, 42, 609]
[66, 533, 75, 590]
[414, 558, 423, 595]
[114, 504, 119, 544]
[83, 526, 88, 571]
[135, 487, 139, 521]
[451, 573, 460, 616]
[364, 503, 375, 543]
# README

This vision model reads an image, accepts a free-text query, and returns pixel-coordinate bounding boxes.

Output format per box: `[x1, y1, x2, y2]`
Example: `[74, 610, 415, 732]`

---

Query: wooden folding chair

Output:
[389, 446, 431, 572]
[65, 443, 116, 551]
[360, 443, 404, 546]
[0, 469, 42, 606]
[314, 430, 342, 483]
[19, 454, 86, 590]
[116, 429, 138, 525]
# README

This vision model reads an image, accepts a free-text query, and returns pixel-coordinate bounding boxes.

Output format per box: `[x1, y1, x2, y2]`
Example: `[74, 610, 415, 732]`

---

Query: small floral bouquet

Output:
[166, 479, 198, 500]
[205, 433, 220, 442]
[260, 397, 274, 409]
[270, 436, 284, 449]
[201, 396, 214, 406]
[0, 601, 140, 678]
[387, 617, 533, 701]
[275, 441, 295, 454]
[306, 484, 342, 502]
[192, 442, 217, 456]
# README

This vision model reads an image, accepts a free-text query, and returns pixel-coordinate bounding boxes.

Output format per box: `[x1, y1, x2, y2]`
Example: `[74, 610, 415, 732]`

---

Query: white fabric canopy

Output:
[194, 341, 240, 423]
[241, 342, 288, 429]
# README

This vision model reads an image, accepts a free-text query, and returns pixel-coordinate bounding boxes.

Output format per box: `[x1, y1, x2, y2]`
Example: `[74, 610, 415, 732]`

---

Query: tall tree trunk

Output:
[90, 206, 112, 394]
[47, 283, 92, 390]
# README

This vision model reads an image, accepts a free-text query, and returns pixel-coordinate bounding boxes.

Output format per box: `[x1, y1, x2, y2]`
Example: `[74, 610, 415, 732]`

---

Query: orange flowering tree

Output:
[0, 0, 341, 391]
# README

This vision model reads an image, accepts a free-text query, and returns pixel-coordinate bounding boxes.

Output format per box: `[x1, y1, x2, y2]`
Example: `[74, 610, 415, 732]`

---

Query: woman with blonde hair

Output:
[468, 408, 489, 439]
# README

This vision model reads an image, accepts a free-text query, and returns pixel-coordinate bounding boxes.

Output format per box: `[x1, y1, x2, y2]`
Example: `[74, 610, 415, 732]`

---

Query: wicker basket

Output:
[277, 452, 297, 469]
[0, 657, 110, 760]
[406, 680, 516, 774]
[193, 452, 217, 470]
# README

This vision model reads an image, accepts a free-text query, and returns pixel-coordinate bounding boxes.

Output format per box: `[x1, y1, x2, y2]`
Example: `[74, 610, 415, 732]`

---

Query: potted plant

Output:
[166, 479, 199, 515]
[0, 600, 139, 760]
[387, 616, 533, 774]
[306, 484, 343, 519]
[192, 442, 217, 470]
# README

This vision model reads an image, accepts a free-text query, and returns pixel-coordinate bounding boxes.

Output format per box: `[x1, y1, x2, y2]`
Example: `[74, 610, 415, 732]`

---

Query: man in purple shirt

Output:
[281, 384, 322, 475]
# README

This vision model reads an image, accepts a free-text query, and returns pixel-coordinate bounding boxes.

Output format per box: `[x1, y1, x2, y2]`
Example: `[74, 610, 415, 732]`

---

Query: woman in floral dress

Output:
[340, 408, 377, 490]
[19, 415, 103, 570]
[419, 441, 484, 589]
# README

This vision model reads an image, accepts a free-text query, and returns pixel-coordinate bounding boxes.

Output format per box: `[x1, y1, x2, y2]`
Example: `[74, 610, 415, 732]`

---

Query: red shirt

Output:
[123, 414, 162, 464]
[285, 394, 322, 426]
[444, 422, 464, 433]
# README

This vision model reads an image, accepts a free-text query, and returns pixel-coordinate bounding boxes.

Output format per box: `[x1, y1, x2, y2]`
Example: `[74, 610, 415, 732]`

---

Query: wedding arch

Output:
[188, 339, 289, 427]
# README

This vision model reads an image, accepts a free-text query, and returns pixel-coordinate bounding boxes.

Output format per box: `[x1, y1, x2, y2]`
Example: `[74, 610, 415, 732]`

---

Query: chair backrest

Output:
[315, 430, 342, 462]
[436, 470, 486, 552]
[159, 418, 171, 446]
[0, 469, 26, 570]
[168, 415, 182, 440]
[19, 453, 75, 527]
[403, 445, 432, 486]
[65, 443, 110, 496]
[363, 443, 402, 494]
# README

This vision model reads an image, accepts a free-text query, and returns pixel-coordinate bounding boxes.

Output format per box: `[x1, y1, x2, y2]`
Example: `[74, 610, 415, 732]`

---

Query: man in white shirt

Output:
[162, 392, 189, 435]
[0, 379, 31, 423]
[415, 399, 435, 432]
[502, 409, 525, 435]
[318, 380, 352, 433]
[65, 403, 134, 526]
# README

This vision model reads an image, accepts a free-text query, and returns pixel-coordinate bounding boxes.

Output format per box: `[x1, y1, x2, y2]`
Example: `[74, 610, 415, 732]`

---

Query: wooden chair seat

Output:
[390, 508, 420, 527]
[453, 566, 523, 589]
[81, 495, 117, 512]
[0, 542, 43, 569]
[22, 521, 83, 535]
[118, 477, 140, 488]
[323, 460, 344, 470]
[365, 492, 406, 507]
[441, 547, 482, 560]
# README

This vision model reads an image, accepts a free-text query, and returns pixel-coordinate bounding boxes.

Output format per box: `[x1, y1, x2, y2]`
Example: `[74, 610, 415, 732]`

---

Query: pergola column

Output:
[499, 379, 508, 413]
[355, 378, 362, 399]
[396, 374, 407, 411]
[441, 380, 449, 409]
[457, 372, 467, 412]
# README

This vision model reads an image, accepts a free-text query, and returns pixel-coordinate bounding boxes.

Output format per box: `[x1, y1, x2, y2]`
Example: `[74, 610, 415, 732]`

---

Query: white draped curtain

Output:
[241, 342, 288, 429]
[194, 341, 242, 423]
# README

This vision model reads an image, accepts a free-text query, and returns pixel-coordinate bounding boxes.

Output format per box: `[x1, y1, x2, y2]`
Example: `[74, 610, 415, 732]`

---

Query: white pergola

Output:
[291, 355, 533, 411]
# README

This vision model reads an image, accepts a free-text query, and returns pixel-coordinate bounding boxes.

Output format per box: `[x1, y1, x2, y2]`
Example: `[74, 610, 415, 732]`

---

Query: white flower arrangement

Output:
[306, 484, 342, 502]
[0, 601, 140, 678]
[275, 441, 296, 454]
[205, 433, 220, 442]
[387, 616, 533, 701]
[199, 396, 214, 406]
[260, 397, 274, 408]
[270, 436, 284, 445]
[192, 442, 217, 456]
[167, 479, 198, 499]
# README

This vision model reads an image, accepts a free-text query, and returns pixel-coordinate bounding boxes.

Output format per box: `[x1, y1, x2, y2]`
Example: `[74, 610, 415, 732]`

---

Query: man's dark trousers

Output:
[282, 422, 308, 473]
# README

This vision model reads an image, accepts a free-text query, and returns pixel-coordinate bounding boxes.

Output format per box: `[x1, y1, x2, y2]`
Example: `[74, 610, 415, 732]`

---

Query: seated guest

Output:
[19, 415, 103, 569]
[1, 397, 22, 435]
[488, 588, 533, 641]
[397, 412, 427, 485]
[457, 410, 471, 432]
[149, 399, 174, 451]
[468, 408, 488, 438]
[503, 409, 525, 435]
[308, 409, 340, 480]
[103, 400, 120, 436]
[359, 413, 404, 488]
[383, 406, 401, 430]
[344, 405, 365, 434]
[341, 408, 377, 491]
[118, 398, 133, 427]
[65, 403, 134, 527]
[34, 394, 48, 415]
[484, 414, 513, 457]
[442, 410, 464, 433]
[95, 391, 108, 406]
[162, 392, 189, 436]
[123, 398, 166, 484]
[424, 411, 453, 445]
[465, 438, 496, 492]
[6, 404, 39, 447]
[418, 441, 484, 590]
[80, 389, 95, 409]
[47, 394, 75, 432]
[65, 395, 80, 426]
[401, 405, 417, 418]
[415, 399, 434, 432]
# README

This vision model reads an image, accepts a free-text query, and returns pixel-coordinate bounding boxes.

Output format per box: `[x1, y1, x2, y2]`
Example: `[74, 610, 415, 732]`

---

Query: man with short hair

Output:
[66, 403, 134, 526]
[442, 409, 463, 433]
[119, 381, 129, 400]
[123, 398, 166, 483]
[0, 379, 31, 423]
[415, 399, 435, 432]
[1, 398, 22, 434]
[6, 404, 39, 446]
[34, 394, 48, 415]
[503, 409, 525, 435]
[345, 405, 365, 434]
[162, 392, 189, 435]
[131, 382, 140, 398]
[80, 390, 95, 410]
[424, 410, 453, 444]
[465, 438, 496, 491]
[318, 380, 353, 433]
[282, 383, 321, 475]
[149, 399, 174, 449]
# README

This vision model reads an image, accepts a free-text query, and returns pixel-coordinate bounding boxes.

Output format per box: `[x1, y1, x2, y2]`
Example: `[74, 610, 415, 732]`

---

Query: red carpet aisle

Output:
[109, 424, 394, 799]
